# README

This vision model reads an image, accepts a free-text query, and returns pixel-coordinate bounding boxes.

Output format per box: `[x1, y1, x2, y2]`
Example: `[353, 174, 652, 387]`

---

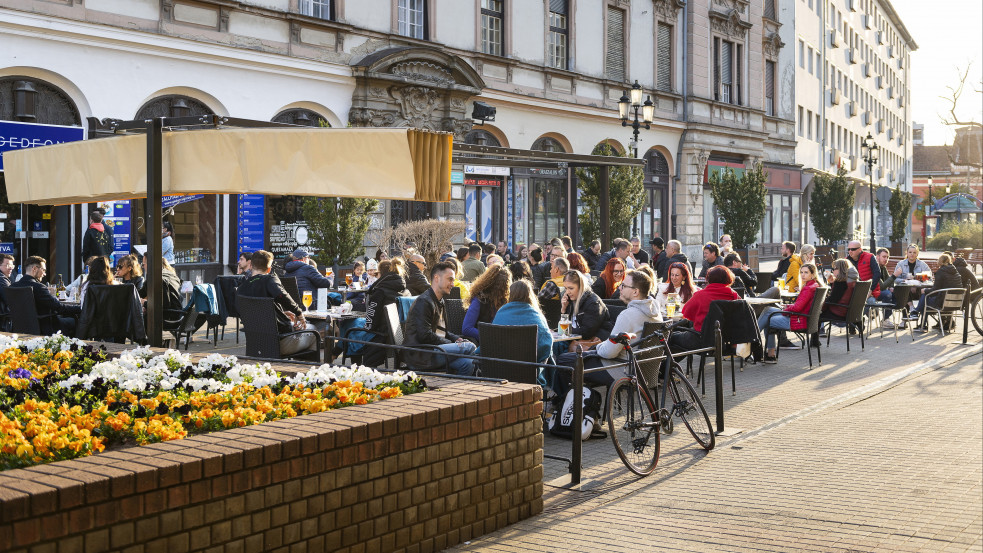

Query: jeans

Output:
[757, 306, 792, 351]
[436, 341, 477, 376]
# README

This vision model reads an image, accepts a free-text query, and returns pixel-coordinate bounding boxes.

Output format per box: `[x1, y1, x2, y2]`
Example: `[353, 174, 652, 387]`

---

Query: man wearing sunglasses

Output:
[847, 239, 882, 302]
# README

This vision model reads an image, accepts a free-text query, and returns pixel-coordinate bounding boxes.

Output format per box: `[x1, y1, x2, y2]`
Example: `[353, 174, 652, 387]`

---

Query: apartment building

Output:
[795, 0, 916, 247]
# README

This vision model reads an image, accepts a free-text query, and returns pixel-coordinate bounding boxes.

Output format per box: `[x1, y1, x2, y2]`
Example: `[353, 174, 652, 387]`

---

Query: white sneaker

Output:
[881, 320, 896, 329]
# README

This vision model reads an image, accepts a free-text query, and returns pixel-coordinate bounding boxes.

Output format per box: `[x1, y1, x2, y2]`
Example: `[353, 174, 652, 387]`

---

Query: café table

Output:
[744, 296, 781, 316]
[306, 310, 366, 361]
[325, 286, 366, 304]
[549, 331, 582, 343]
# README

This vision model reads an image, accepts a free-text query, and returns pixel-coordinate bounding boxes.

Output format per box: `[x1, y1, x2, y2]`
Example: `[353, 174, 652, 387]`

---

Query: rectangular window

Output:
[656, 22, 672, 91]
[714, 39, 740, 105]
[299, 0, 331, 19]
[735, 44, 743, 105]
[799, 40, 805, 68]
[398, 0, 426, 39]
[764, 0, 776, 20]
[765, 61, 775, 116]
[605, 7, 626, 81]
[808, 46, 814, 74]
[480, 0, 504, 56]
[547, 1, 569, 70]
[807, 109, 813, 139]
[816, 114, 821, 142]
[798, 106, 804, 136]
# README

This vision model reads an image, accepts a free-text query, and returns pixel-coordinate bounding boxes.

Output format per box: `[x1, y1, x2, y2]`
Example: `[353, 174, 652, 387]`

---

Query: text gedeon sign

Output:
[0, 120, 86, 171]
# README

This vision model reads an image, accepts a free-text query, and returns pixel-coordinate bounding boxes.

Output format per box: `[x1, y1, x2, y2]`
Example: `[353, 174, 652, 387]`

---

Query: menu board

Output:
[237, 195, 265, 256]
[98, 200, 131, 264]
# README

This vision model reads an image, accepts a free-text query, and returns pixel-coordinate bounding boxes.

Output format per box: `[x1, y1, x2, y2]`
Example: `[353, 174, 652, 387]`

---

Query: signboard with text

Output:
[237, 194, 265, 257]
[0, 121, 85, 171]
[97, 200, 131, 263]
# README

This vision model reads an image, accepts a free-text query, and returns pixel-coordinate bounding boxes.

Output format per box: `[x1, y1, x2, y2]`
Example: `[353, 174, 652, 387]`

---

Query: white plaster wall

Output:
[435, 1, 475, 51]
[342, 0, 392, 35]
[510, 0, 545, 65]
[628, 0, 653, 89]
[238, 0, 289, 12]
[573, 1, 603, 78]
[793, 0, 824, 173]
[86, 0, 159, 20]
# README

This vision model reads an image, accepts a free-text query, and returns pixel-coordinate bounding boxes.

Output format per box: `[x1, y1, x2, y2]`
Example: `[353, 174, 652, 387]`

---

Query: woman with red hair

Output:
[655, 261, 699, 317]
[566, 252, 590, 276]
[591, 257, 625, 299]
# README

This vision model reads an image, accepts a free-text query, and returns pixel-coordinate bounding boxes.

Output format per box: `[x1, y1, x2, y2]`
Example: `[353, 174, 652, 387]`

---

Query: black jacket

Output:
[81, 226, 114, 265]
[236, 272, 302, 334]
[10, 275, 80, 335]
[77, 284, 146, 343]
[404, 288, 460, 369]
[650, 251, 667, 276]
[930, 264, 963, 296]
[139, 270, 185, 312]
[770, 256, 792, 282]
[0, 273, 9, 314]
[532, 261, 551, 290]
[405, 263, 430, 296]
[594, 249, 616, 272]
[730, 267, 757, 295]
[582, 248, 601, 272]
[699, 255, 725, 278]
[633, 249, 649, 265]
[283, 260, 333, 295]
[365, 273, 406, 334]
[122, 275, 145, 294]
[659, 253, 690, 281]
[954, 258, 980, 295]
[562, 289, 612, 340]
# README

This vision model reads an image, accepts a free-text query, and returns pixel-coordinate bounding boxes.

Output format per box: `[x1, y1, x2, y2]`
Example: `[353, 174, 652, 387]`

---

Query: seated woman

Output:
[591, 257, 625, 300]
[566, 252, 592, 279]
[115, 254, 145, 292]
[462, 264, 511, 342]
[490, 279, 553, 364]
[821, 258, 857, 321]
[654, 261, 698, 317]
[362, 258, 408, 367]
[756, 263, 821, 364]
[799, 244, 822, 284]
[80, 256, 115, 308]
[668, 266, 741, 353]
[508, 260, 533, 285]
[910, 253, 962, 330]
[561, 270, 612, 342]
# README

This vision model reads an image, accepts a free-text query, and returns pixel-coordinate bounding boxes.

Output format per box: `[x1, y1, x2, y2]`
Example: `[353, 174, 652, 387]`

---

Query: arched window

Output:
[135, 95, 212, 119]
[464, 129, 501, 146]
[0, 77, 80, 125]
[645, 150, 670, 185]
[532, 136, 565, 153]
[272, 109, 330, 127]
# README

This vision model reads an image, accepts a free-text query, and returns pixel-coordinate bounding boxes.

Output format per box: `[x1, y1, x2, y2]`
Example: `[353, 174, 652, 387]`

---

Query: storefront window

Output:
[530, 179, 566, 245]
[130, 195, 218, 263]
[791, 195, 801, 242]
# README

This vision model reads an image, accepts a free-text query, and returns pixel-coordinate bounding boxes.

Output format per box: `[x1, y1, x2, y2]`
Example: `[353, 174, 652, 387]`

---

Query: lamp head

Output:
[618, 91, 630, 120]
[629, 80, 643, 106]
[642, 96, 655, 124]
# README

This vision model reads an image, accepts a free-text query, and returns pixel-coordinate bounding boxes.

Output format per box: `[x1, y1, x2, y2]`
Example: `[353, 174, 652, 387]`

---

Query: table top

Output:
[745, 297, 781, 306]
[305, 310, 365, 320]
[550, 332, 583, 342]
[898, 280, 934, 288]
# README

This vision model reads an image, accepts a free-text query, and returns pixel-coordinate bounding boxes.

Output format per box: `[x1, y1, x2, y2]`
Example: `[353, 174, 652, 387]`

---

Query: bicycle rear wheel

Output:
[971, 295, 983, 337]
[606, 377, 660, 476]
[667, 367, 716, 451]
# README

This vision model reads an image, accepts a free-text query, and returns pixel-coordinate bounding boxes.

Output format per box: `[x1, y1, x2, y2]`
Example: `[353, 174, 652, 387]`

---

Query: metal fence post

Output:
[571, 346, 584, 485]
[714, 321, 724, 433]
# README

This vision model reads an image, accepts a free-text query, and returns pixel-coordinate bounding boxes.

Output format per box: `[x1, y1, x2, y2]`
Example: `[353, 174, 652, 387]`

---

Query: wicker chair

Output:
[634, 321, 666, 392]
[767, 286, 829, 367]
[910, 288, 967, 337]
[819, 280, 872, 352]
[382, 303, 447, 371]
[6, 286, 54, 335]
[476, 323, 539, 384]
[236, 295, 322, 361]
[280, 276, 303, 308]
[443, 298, 466, 337]
[76, 284, 146, 344]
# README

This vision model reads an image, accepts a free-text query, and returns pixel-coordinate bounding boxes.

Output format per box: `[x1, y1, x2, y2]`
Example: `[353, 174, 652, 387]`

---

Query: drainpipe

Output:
[672, 0, 689, 240]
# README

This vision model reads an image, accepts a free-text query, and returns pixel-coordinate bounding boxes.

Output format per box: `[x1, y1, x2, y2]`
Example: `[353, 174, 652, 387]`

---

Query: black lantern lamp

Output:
[293, 111, 312, 126]
[13, 80, 38, 122]
[170, 98, 191, 118]
[618, 80, 654, 157]
[861, 132, 880, 252]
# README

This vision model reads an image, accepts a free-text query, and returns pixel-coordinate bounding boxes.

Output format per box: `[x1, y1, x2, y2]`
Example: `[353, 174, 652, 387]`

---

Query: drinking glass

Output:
[666, 301, 676, 318]
[345, 274, 353, 286]
[558, 314, 570, 336]
[302, 291, 313, 310]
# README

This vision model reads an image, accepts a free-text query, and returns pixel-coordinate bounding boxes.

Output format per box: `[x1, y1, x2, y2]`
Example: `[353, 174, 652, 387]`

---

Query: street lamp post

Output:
[618, 80, 654, 158]
[861, 133, 879, 252]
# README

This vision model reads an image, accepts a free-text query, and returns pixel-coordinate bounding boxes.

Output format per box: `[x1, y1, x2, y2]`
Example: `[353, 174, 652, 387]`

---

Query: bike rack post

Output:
[713, 321, 725, 433]
[570, 345, 584, 485]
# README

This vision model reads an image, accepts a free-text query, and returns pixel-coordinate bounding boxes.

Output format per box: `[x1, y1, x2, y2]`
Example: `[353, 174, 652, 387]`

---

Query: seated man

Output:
[874, 247, 898, 328]
[698, 241, 725, 278]
[10, 255, 81, 336]
[724, 252, 757, 296]
[284, 248, 334, 300]
[406, 254, 431, 296]
[0, 253, 13, 318]
[404, 262, 476, 376]
[760, 241, 802, 298]
[461, 244, 486, 282]
[236, 250, 316, 356]
[553, 270, 661, 399]
[539, 256, 570, 301]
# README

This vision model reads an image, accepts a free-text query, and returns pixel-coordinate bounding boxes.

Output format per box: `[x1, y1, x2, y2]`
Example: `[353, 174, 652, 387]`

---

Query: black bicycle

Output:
[605, 328, 715, 476]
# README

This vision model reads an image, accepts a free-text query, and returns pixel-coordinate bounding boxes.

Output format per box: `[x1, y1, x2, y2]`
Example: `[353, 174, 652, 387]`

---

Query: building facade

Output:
[794, 0, 916, 248]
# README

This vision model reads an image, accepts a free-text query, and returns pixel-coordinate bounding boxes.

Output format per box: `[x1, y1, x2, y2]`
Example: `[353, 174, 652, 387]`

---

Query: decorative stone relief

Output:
[441, 117, 474, 139]
[348, 108, 397, 128]
[695, 149, 710, 178]
[390, 62, 454, 86]
[161, 0, 174, 21]
[745, 156, 761, 169]
[219, 7, 229, 32]
[391, 86, 440, 128]
[653, 0, 684, 21]
[709, 8, 753, 39]
[763, 32, 785, 60]
[713, 0, 749, 15]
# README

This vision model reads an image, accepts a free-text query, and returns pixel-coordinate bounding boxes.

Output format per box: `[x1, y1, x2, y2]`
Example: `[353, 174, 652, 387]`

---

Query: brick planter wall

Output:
[0, 376, 544, 553]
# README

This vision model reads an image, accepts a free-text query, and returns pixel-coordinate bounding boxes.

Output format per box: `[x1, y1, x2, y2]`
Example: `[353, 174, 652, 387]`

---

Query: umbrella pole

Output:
[146, 118, 164, 347]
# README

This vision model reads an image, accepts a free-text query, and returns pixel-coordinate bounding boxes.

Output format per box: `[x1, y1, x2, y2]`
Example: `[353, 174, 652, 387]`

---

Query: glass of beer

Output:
[302, 291, 313, 310]
[666, 300, 676, 318]
[345, 274, 353, 287]
[558, 314, 570, 336]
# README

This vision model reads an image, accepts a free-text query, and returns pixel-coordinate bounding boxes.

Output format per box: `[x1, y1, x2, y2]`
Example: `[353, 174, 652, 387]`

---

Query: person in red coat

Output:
[756, 263, 821, 363]
[669, 266, 740, 352]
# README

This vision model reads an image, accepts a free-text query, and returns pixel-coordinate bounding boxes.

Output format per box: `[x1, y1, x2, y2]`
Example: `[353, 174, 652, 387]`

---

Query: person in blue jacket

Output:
[283, 248, 334, 302]
[489, 279, 554, 364]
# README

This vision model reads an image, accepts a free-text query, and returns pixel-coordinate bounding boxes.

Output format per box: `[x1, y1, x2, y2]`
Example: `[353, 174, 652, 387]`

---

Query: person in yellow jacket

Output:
[761, 241, 802, 298]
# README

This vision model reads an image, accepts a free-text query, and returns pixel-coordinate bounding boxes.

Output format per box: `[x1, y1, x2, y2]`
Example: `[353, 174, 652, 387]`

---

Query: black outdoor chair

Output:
[589, 270, 601, 279]
[907, 288, 967, 338]
[280, 276, 303, 308]
[443, 298, 466, 337]
[766, 286, 829, 368]
[866, 283, 912, 343]
[380, 303, 447, 371]
[76, 284, 147, 344]
[819, 280, 872, 352]
[447, 286, 462, 300]
[476, 323, 539, 384]
[236, 295, 322, 361]
[540, 298, 561, 330]
[162, 301, 207, 351]
[682, 300, 761, 397]
[213, 276, 242, 344]
[6, 286, 58, 335]
[603, 299, 627, 324]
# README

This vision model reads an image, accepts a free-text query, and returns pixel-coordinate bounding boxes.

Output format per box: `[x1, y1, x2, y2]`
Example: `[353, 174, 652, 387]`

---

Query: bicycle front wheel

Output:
[667, 367, 716, 451]
[971, 295, 983, 337]
[607, 378, 661, 476]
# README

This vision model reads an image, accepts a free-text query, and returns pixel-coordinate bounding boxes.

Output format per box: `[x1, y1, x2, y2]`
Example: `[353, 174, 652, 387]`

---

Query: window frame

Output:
[656, 21, 673, 92]
[396, 0, 428, 40]
[604, 5, 627, 82]
[547, 1, 569, 70]
[713, 36, 742, 105]
[480, 0, 504, 56]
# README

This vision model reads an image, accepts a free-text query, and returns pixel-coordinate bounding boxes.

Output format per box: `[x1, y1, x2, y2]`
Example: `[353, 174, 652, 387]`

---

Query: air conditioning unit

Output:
[888, 170, 895, 183]
[848, 49, 858, 64]
[862, 63, 871, 78]
[887, 86, 895, 99]
[899, 94, 905, 107]
[848, 0, 857, 11]
[863, 14, 872, 29]
[830, 88, 842, 105]
[877, 167, 884, 179]
[877, 30, 884, 44]
[898, 56, 904, 69]
[888, 128, 895, 140]
[876, 119, 885, 134]
[863, 111, 872, 126]
[888, 45, 895, 58]
[876, 75, 884, 89]
[899, 134, 905, 146]
[830, 30, 842, 48]
[847, 102, 857, 117]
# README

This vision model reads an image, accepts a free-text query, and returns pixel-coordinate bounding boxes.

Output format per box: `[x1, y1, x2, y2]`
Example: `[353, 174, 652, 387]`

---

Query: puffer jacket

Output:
[562, 289, 612, 340]
[926, 264, 962, 309]
[364, 272, 406, 334]
[283, 260, 333, 296]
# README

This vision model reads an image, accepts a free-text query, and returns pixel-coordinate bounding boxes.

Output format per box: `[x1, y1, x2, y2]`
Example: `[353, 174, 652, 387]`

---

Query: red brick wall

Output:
[0, 377, 544, 553]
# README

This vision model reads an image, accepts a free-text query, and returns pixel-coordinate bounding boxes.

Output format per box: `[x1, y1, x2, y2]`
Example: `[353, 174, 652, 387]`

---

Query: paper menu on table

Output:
[317, 288, 328, 312]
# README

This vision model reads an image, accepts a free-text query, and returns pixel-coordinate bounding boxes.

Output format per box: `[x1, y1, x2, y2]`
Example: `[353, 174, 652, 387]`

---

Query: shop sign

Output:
[511, 167, 567, 178]
[464, 177, 502, 187]
[97, 201, 131, 264]
[0, 121, 85, 171]
[237, 194, 265, 256]
[163, 194, 205, 210]
[269, 221, 313, 258]
[451, 170, 465, 184]
[464, 165, 510, 176]
[0, 243, 12, 254]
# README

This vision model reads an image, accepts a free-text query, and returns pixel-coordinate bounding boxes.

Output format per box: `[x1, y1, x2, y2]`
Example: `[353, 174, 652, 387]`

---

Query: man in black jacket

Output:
[630, 237, 649, 265]
[649, 238, 666, 274]
[658, 240, 689, 281]
[699, 242, 725, 278]
[0, 253, 13, 316]
[236, 250, 315, 355]
[404, 261, 476, 375]
[724, 252, 757, 296]
[406, 255, 431, 295]
[10, 256, 80, 336]
[81, 210, 114, 267]
[581, 239, 601, 271]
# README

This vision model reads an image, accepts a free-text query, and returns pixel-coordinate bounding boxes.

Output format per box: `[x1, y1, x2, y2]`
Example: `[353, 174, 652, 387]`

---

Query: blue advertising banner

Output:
[237, 194, 265, 256]
[0, 121, 85, 171]
[0, 243, 12, 255]
[163, 194, 205, 210]
[98, 201, 131, 263]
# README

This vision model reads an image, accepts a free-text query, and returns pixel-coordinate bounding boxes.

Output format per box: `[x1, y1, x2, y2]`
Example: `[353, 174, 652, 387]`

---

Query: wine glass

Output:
[302, 291, 313, 311]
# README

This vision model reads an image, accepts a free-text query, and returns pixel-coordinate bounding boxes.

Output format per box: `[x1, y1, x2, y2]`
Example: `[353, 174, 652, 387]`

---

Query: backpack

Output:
[548, 387, 602, 440]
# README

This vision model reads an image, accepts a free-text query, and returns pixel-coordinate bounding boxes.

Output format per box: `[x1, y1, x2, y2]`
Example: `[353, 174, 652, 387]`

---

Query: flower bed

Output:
[0, 334, 424, 471]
